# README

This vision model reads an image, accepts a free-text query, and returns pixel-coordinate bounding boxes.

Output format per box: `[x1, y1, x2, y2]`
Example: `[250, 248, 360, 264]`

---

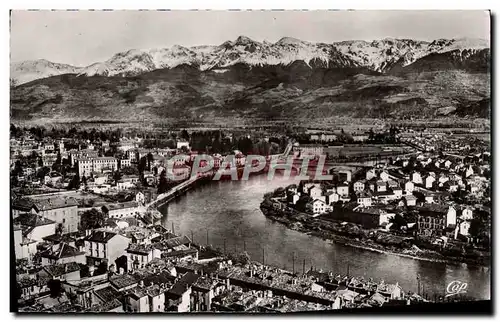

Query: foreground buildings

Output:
[10, 126, 490, 312]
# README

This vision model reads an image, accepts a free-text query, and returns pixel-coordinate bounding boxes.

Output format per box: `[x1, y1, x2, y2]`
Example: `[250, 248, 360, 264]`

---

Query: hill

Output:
[10, 36, 490, 123]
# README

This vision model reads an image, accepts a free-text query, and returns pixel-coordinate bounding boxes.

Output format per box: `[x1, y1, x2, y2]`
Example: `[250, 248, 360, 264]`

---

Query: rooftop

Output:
[420, 203, 450, 214]
[39, 243, 85, 260]
[127, 243, 155, 255]
[84, 231, 118, 243]
[94, 286, 122, 303]
[103, 201, 139, 211]
[167, 272, 200, 297]
[35, 196, 78, 210]
[162, 248, 198, 258]
[110, 274, 138, 289]
[156, 235, 191, 250]
[14, 212, 55, 228]
[43, 262, 80, 277]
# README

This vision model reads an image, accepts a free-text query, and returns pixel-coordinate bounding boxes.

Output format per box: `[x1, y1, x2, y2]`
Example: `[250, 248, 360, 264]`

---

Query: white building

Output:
[353, 181, 365, 192]
[103, 201, 141, 219]
[84, 230, 130, 268]
[412, 172, 423, 185]
[309, 186, 323, 199]
[77, 157, 118, 176]
[306, 199, 331, 215]
[405, 181, 415, 194]
[126, 244, 161, 272]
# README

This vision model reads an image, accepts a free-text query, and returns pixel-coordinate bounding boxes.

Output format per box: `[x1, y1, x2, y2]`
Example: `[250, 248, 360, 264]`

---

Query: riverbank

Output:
[260, 205, 489, 268]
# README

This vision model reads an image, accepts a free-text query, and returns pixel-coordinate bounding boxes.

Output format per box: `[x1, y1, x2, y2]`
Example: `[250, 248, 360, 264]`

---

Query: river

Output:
[159, 174, 490, 300]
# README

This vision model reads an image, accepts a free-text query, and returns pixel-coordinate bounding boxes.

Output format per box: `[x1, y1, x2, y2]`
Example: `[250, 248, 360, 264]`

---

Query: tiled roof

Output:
[162, 248, 198, 258]
[127, 286, 148, 300]
[193, 276, 218, 291]
[14, 213, 55, 228]
[42, 232, 79, 243]
[39, 243, 84, 260]
[43, 262, 80, 277]
[420, 204, 449, 214]
[167, 272, 199, 297]
[126, 243, 154, 255]
[134, 271, 175, 287]
[94, 286, 121, 303]
[89, 299, 122, 312]
[12, 198, 35, 211]
[163, 236, 191, 249]
[110, 274, 138, 289]
[145, 284, 166, 298]
[34, 197, 78, 210]
[84, 231, 117, 243]
[103, 201, 139, 211]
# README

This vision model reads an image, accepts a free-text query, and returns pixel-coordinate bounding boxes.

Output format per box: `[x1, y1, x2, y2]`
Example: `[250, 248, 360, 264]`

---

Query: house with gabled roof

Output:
[84, 230, 130, 268]
[14, 212, 56, 242]
[39, 262, 81, 281]
[126, 243, 161, 272]
[306, 199, 331, 215]
[166, 272, 199, 312]
[40, 242, 86, 265]
[30, 196, 79, 233]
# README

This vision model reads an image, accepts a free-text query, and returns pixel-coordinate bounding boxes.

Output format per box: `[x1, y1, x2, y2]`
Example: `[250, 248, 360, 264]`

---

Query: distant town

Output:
[10, 122, 490, 312]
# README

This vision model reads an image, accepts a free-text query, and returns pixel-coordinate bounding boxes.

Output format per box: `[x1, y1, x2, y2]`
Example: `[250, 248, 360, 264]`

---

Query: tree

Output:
[13, 160, 23, 176]
[10, 123, 18, 137]
[180, 145, 189, 154]
[80, 208, 106, 230]
[237, 251, 251, 265]
[113, 171, 122, 185]
[138, 156, 147, 174]
[94, 262, 108, 276]
[368, 128, 375, 141]
[121, 166, 139, 176]
[55, 223, 64, 235]
[157, 170, 169, 194]
[54, 152, 62, 167]
[35, 166, 50, 181]
[47, 279, 63, 298]
[147, 153, 154, 171]
[389, 214, 407, 231]
[67, 174, 80, 190]
[179, 129, 190, 141]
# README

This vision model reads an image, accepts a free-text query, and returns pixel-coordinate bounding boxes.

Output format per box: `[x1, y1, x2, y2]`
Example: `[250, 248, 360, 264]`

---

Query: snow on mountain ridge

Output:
[10, 59, 83, 85]
[11, 36, 490, 84]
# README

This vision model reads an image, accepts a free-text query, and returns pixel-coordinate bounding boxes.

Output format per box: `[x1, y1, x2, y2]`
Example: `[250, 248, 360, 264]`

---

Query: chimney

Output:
[139, 280, 144, 287]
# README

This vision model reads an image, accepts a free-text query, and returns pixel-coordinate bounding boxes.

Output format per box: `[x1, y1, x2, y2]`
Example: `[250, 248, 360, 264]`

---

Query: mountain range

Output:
[10, 36, 490, 122]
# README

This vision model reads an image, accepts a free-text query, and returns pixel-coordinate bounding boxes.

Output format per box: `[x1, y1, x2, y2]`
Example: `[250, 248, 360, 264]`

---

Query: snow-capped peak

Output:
[10, 59, 82, 85]
[11, 36, 490, 84]
[77, 62, 111, 77]
[276, 37, 308, 46]
[429, 37, 489, 53]
[234, 35, 259, 46]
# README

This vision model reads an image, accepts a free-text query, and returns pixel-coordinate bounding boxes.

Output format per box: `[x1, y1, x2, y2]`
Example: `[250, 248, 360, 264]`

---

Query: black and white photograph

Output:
[8, 9, 491, 313]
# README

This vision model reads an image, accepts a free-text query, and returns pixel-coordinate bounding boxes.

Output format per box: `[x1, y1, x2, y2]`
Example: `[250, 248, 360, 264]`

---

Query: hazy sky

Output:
[10, 10, 490, 66]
